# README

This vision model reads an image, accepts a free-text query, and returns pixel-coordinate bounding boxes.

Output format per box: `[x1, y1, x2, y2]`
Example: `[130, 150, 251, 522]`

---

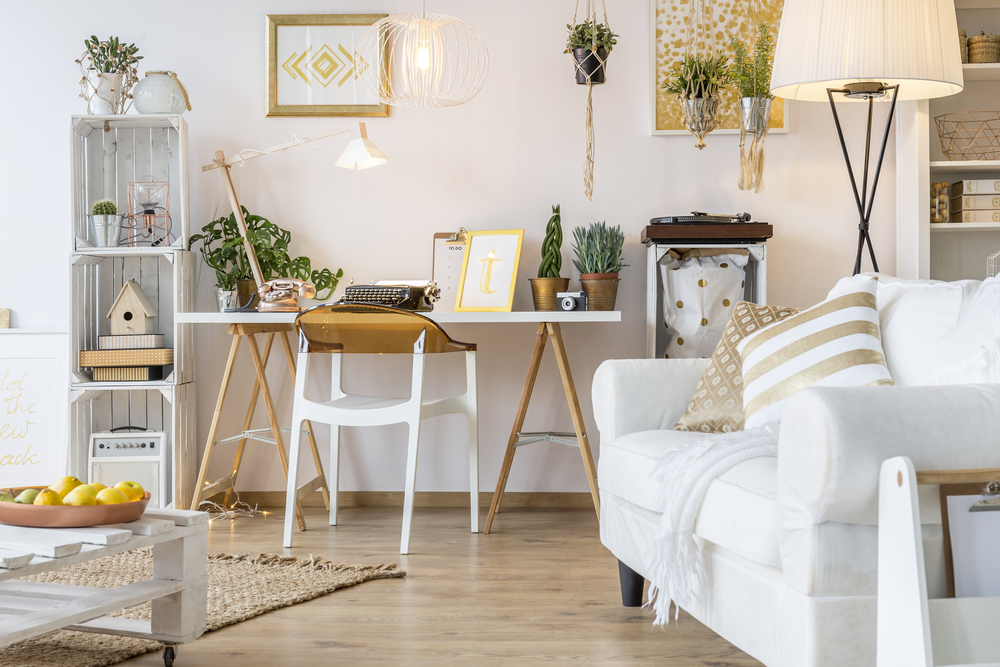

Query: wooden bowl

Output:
[0, 487, 151, 528]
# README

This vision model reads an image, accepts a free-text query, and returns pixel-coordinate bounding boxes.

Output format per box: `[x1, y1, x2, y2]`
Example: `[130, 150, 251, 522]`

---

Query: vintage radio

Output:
[341, 281, 440, 311]
[88, 430, 169, 508]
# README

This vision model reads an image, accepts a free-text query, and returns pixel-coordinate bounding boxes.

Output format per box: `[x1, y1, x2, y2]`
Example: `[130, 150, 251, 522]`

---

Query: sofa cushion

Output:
[740, 276, 893, 428]
[598, 429, 782, 568]
[828, 275, 981, 386]
[674, 302, 799, 434]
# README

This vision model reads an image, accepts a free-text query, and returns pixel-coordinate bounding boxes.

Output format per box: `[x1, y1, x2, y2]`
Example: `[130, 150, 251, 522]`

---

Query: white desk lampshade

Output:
[770, 0, 964, 102]
[336, 125, 389, 171]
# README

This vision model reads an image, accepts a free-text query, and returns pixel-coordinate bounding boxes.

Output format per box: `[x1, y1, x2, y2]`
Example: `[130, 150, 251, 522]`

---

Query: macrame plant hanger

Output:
[571, 0, 611, 201]
[737, 3, 772, 193]
[679, 0, 720, 149]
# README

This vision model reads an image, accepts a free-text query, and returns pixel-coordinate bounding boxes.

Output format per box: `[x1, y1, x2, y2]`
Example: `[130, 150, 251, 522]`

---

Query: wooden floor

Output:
[122, 506, 761, 666]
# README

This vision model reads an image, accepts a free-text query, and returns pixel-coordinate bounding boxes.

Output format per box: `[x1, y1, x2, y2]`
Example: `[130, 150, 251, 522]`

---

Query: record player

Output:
[642, 211, 773, 244]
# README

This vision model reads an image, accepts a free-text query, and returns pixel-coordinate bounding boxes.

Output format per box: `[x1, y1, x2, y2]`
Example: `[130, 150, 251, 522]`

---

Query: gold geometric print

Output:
[674, 302, 798, 434]
[282, 43, 369, 89]
[653, 0, 785, 133]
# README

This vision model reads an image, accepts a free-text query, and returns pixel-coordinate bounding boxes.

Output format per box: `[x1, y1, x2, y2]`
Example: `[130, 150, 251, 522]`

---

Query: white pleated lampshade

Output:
[770, 0, 964, 102]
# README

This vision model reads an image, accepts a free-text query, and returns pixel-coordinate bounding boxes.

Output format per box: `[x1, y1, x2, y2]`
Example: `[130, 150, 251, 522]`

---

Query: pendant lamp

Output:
[358, 3, 489, 108]
[770, 0, 963, 275]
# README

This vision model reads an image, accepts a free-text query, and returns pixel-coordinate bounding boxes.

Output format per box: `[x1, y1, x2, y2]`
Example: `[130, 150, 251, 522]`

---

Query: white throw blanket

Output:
[646, 423, 780, 625]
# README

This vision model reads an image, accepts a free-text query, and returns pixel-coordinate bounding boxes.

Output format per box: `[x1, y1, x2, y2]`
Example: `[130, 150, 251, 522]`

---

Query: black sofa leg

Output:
[618, 560, 645, 607]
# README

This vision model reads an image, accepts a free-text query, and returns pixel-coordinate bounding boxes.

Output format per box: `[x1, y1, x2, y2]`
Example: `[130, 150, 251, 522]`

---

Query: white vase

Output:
[87, 71, 122, 114]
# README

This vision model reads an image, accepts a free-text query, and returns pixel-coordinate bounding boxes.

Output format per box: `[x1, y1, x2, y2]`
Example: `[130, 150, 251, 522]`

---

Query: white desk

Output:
[178, 309, 621, 532]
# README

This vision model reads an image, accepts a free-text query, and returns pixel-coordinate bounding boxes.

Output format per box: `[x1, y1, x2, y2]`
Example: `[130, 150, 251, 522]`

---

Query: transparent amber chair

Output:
[283, 304, 479, 554]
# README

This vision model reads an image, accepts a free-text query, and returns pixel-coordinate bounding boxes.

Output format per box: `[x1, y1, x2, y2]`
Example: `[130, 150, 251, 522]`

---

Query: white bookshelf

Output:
[67, 115, 197, 509]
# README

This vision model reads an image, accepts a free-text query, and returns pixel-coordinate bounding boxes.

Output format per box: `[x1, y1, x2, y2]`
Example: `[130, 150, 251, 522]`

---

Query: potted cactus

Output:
[571, 221, 627, 311]
[89, 199, 121, 247]
[529, 205, 569, 311]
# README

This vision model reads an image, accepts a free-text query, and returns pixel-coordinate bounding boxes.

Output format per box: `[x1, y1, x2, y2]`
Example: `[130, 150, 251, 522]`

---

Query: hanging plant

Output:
[567, 0, 614, 201]
[565, 19, 618, 85]
[731, 23, 775, 192]
[661, 52, 731, 149]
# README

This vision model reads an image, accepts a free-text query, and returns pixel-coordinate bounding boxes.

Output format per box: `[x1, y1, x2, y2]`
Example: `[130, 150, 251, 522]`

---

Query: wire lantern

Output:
[123, 179, 173, 247]
[569, 0, 612, 201]
[357, 6, 489, 109]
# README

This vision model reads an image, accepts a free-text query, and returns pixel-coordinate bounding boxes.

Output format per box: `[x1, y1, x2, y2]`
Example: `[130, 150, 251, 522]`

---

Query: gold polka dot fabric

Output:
[674, 302, 799, 434]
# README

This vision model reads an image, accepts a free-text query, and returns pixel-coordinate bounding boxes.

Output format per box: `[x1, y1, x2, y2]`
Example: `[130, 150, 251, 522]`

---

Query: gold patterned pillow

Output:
[674, 302, 799, 433]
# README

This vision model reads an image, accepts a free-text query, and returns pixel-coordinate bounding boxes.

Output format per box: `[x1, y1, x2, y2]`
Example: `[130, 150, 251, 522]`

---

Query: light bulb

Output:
[416, 44, 431, 71]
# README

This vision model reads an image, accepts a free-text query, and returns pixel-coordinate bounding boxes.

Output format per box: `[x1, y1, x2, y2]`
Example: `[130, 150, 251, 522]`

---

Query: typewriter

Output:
[340, 281, 441, 312]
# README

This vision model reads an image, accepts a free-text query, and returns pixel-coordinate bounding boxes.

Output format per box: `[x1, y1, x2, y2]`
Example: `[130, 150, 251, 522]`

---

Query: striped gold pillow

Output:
[738, 277, 894, 428]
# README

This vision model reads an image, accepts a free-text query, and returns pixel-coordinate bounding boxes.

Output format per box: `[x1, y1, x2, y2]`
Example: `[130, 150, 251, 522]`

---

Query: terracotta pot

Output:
[529, 277, 570, 311]
[580, 273, 619, 311]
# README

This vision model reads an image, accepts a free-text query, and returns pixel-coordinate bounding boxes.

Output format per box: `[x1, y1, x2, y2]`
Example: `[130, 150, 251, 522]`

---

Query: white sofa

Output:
[592, 276, 1000, 667]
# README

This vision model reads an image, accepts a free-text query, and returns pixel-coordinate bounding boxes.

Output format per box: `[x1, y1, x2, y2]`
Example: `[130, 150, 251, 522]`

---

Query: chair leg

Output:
[618, 560, 645, 607]
[466, 350, 479, 534]
[400, 416, 421, 555]
[329, 424, 340, 526]
[282, 413, 305, 548]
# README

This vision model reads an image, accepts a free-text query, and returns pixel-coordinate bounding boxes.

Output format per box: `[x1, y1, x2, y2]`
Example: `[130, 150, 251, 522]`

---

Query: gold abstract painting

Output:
[652, 0, 785, 134]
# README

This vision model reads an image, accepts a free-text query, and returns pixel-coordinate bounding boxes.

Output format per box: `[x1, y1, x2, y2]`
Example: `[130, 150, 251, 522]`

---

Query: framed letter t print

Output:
[266, 14, 389, 117]
[455, 230, 525, 312]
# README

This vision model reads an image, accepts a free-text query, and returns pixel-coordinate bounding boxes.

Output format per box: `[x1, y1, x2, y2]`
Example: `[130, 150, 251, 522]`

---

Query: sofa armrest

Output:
[778, 384, 1000, 528]
[591, 358, 709, 443]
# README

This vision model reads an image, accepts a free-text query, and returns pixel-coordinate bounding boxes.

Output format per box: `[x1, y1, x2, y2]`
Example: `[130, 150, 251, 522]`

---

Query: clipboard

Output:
[432, 228, 468, 313]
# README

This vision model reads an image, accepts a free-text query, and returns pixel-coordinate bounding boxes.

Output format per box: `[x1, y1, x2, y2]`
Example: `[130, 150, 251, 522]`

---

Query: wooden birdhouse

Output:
[107, 280, 157, 335]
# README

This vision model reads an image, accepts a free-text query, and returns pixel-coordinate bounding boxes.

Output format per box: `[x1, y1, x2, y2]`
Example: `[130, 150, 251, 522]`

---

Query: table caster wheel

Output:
[163, 645, 177, 666]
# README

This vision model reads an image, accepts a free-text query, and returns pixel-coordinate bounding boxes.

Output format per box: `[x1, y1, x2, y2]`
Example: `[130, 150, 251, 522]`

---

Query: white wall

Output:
[0, 0, 896, 494]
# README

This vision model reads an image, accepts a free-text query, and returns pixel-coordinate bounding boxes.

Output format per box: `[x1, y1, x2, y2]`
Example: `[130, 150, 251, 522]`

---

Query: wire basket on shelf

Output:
[989, 250, 1000, 278]
[935, 112, 1000, 161]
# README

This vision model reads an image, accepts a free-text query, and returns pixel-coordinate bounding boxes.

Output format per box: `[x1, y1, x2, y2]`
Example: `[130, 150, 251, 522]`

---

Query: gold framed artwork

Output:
[455, 230, 525, 312]
[266, 14, 389, 117]
[651, 0, 787, 135]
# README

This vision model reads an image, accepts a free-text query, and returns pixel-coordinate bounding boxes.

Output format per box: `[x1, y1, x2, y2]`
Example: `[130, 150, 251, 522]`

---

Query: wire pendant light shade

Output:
[358, 10, 489, 108]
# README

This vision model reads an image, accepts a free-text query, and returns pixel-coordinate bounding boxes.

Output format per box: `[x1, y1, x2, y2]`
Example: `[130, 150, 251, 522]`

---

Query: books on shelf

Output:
[92, 367, 164, 382]
[954, 210, 1000, 223]
[84, 333, 172, 383]
[951, 194, 1000, 213]
[80, 348, 173, 367]
[951, 180, 1000, 197]
[97, 333, 165, 350]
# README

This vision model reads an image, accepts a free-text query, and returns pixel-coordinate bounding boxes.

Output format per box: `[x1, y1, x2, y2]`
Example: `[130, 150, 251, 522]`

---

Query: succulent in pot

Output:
[88, 199, 121, 247]
[571, 221, 627, 311]
[565, 20, 618, 85]
[76, 36, 142, 115]
[661, 52, 732, 149]
[529, 205, 569, 311]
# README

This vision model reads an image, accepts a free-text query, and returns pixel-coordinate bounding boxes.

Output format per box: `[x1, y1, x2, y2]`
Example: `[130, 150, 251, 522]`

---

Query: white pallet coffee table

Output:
[0, 508, 209, 666]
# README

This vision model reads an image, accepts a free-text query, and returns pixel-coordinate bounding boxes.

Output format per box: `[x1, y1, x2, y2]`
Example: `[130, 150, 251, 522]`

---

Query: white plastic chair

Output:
[282, 303, 479, 554]
[877, 456, 1000, 667]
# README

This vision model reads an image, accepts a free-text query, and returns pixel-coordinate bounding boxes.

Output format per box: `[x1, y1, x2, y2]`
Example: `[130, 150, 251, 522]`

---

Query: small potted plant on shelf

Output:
[730, 23, 775, 134]
[189, 206, 344, 311]
[76, 35, 142, 115]
[89, 199, 121, 247]
[529, 205, 569, 311]
[661, 52, 731, 149]
[571, 221, 627, 311]
[565, 19, 618, 85]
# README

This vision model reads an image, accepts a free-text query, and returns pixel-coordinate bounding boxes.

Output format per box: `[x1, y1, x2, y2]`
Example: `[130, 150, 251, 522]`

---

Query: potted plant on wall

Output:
[572, 221, 627, 311]
[76, 35, 142, 114]
[529, 205, 569, 311]
[565, 19, 617, 85]
[661, 52, 731, 149]
[730, 24, 775, 134]
[189, 206, 344, 311]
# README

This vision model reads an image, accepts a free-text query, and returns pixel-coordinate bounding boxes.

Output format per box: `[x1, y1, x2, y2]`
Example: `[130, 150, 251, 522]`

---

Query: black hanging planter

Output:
[572, 47, 608, 85]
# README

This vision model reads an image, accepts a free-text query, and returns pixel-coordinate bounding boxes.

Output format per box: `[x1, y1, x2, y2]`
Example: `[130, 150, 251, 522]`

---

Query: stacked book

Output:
[80, 334, 173, 382]
[951, 180, 1000, 223]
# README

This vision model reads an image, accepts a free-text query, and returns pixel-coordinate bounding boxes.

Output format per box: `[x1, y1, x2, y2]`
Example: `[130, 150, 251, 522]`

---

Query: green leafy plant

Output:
[90, 199, 117, 216]
[565, 20, 618, 53]
[730, 24, 775, 99]
[188, 206, 344, 299]
[572, 222, 627, 275]
[80, 36, 142, 74]
[661, 52, 731, 98]
[538, 205, 563, 279]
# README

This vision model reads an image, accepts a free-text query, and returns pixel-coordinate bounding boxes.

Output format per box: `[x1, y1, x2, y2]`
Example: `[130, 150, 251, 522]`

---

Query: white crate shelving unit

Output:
[68, 115, 197, 509]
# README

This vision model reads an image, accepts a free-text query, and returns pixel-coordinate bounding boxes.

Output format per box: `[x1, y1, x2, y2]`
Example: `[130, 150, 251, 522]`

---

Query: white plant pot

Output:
[87, 71, 122, 114]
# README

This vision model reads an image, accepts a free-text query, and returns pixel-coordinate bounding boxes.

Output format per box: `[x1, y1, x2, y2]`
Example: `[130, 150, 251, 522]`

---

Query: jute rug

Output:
[0, 550, 405, 667]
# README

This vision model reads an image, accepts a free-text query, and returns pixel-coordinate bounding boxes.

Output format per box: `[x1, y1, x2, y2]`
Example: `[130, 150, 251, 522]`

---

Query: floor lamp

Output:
[202, 122, 388, 290]
[770, 0, 964, 275]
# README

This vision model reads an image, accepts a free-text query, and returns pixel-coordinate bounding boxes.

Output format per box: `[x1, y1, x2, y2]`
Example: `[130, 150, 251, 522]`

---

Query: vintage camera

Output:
[557, 291, 588, 312]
